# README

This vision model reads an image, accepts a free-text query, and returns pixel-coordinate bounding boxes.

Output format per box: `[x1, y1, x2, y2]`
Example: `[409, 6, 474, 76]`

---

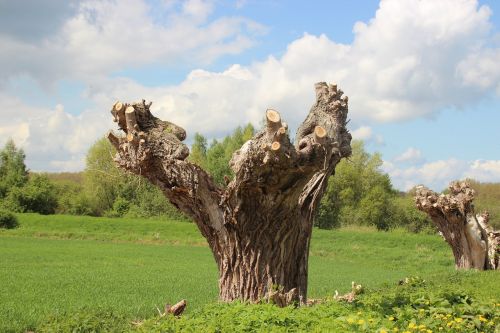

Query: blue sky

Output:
[0, 0, 499, 191]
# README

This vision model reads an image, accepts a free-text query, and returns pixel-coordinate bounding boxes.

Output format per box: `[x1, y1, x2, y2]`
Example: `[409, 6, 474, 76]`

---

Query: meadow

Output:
[1, 214, 499, 332]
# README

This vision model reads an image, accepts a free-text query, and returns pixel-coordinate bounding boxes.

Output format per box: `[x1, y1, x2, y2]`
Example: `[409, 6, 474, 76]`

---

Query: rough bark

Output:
[107, 83, 352, 304]
[415, 181, 500, 270]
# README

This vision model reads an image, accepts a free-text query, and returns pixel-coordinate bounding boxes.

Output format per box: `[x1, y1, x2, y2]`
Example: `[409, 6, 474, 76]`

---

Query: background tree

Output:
[50, 173, 92, 216]
[107, 82, 352, 304]
[201, 124, 255, 185]
[0, 139, 28, 198]
[0, 140, 57, 214]
[189, 133, 208, 169]
[316, 140, 396, 230]
[4, 174, 58, 214]
[84, 137, 122, 215]
[83, 137, 185, 219]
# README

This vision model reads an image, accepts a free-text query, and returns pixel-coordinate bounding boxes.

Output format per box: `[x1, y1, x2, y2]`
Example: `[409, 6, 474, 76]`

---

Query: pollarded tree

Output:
[107, 82, 352, 304]
[415, 181, 500, 270]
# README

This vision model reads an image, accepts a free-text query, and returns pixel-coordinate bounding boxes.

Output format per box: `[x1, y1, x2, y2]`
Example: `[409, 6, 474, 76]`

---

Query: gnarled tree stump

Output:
[107, 82, 352, 304]
[415, 181, 500, 270]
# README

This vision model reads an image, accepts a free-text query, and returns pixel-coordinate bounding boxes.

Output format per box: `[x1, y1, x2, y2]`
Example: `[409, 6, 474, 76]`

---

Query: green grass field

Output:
[1, 214, 499, 332]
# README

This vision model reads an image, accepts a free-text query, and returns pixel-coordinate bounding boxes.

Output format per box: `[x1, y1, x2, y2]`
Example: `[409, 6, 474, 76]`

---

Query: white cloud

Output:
[468, 160, 500, 181]
[457, 48, 500, 91]
[352, 126, 373, 140]
[1, 0, 499, 173]
[0, 0, 265, 85]
[394, 147, 424, 163]
[90, 0, 499, 137]
[383, 158, 500, 191]
[0, 98, 110, 172]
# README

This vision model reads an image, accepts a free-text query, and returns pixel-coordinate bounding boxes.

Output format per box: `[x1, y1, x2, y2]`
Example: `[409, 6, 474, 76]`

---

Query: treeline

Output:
[1, 126, 498, 231]
[0, 123, 255, 220]
[316, 141, 434, 232]
[0, 139, 183, 219]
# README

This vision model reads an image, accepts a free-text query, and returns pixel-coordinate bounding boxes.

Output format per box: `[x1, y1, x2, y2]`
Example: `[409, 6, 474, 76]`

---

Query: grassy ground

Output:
[1, 214, 499, 332]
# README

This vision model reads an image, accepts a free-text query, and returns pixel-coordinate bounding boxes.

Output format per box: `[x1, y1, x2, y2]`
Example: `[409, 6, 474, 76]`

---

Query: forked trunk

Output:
[415, 181, 500, 270]
[107, 82, 352, 304]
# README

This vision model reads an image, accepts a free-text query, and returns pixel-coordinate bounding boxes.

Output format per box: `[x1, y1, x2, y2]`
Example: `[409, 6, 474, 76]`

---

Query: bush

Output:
[125, 186, 187, 220]
[104, 196, 130, 217]
[3, 174, 58, 215]
[357, 185, 395, 231]
[0, 209, 18, 229]
[58, 191, 94, 216]
[53, 180, 93, 216]
[392, 196, 435, 234]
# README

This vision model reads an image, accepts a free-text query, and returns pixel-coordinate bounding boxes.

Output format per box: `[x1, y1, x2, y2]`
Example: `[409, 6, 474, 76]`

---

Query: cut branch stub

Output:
[266, 109, 282, 135]
[107, 131, 120, 150]
[111, 101, 127, 130]
[314, 126, 326, 144]
[125, 106, 138, 132]
[275, 127, 287, 141]
[296, 82, 351, 161]
[125, 106, 139, 143]
[415, 180, 500, 270]
[165, 299, 187, 316]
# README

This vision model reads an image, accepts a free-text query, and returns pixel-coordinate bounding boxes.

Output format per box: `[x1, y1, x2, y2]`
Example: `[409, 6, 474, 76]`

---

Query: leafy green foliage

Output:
[317, 141, 435, 232]
[52, 178, 93, 216]
[0, 141, 58, 215]
[392, 196, 436, 234]
[358, 276, 500, 333]
[135, 279, 499, 332]
[317, 141, 397, 230]
[467, 179, 500, 229]
[84, 137, 123, 215]
[357, 185, 395, 231]
[0, 139, 28, 198]
[189, 124, 255, 185]
[82, 138, 187, 219]
[2, 174, 58, 215]
[0, 209, 18, 229]
[32, 284, 500, 333]
[189, 133, 208, 169]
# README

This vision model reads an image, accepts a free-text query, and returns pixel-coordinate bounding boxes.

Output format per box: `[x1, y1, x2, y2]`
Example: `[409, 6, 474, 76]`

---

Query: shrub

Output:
[104, 197, 130, 218]
[392, 196, 435, 233]
[0, 209, 18, 229]
[3, 174, 58, 215]
[134, 284, 500, 333]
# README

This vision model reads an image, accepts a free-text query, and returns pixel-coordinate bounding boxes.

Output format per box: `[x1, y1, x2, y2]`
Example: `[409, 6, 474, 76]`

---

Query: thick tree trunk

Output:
[415, 181, 500, 270]
[107, 83, 352, 304]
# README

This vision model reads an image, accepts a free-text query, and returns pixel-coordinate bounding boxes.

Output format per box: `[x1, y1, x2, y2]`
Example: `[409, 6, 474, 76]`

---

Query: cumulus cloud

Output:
[457, 48, 500, 92]
[89, 0, 500, 137]
[0, 96, 111, 171]
[0, 0, 78, 42]
[1, 0, 499, 172]
[383, 158, 500, 191]
[394, 147, 424, 163]
[0, 0, 265, 85]
[352, 126, 373, 140]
